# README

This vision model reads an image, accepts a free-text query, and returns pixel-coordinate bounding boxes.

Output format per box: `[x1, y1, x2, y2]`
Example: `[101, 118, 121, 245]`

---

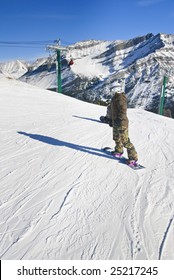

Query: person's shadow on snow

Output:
[72, 115, 101, 123]
[17, 131, 113, 159]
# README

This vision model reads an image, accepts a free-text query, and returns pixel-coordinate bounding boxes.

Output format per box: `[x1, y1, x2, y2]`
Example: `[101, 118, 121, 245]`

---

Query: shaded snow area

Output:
[0, 77, 174, 260]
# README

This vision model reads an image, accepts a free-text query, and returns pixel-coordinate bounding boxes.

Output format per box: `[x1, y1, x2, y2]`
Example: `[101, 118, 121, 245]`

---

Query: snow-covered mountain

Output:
[0, 77, 174, 260]
[0, 60, 28, 79]
[1, 33, 174, 116]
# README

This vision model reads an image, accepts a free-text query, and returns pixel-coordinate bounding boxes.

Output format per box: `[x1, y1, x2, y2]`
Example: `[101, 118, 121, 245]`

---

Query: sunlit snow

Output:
[0, 77, 174, 260]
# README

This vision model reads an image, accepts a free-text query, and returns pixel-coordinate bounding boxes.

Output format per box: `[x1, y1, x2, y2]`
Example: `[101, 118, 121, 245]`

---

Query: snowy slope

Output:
[0, 77, 174, 260]
[65, 40, 111, 78]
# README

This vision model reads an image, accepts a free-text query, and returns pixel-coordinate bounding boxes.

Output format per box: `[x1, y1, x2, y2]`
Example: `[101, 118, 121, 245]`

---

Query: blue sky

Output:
[0, 0, 174, 62]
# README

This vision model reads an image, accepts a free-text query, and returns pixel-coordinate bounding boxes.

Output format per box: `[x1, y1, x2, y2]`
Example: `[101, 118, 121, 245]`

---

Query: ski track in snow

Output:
[0, 78, 174, 260]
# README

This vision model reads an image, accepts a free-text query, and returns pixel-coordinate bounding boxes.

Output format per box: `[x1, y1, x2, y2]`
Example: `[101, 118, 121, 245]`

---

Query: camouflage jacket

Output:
[111, 92, 129, 128]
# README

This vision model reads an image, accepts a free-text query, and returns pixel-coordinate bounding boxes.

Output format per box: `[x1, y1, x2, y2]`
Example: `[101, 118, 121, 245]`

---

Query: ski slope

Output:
[0, 77, 174, 260]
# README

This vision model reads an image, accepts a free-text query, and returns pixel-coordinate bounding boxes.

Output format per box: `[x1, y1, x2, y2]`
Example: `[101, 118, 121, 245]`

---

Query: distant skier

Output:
[111, 91, 138, 166]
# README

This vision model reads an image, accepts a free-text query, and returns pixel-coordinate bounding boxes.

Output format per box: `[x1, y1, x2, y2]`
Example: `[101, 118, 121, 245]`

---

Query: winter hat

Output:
[115, 89, 122, 94]
[110, 77, 125, 93]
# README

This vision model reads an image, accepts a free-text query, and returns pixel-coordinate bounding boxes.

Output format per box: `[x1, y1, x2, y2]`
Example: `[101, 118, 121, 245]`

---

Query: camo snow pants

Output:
[113, 126, 138, 161]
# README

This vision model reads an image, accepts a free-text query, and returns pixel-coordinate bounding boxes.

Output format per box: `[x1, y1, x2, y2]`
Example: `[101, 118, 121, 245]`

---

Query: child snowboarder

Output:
[111, 91, 138, 167]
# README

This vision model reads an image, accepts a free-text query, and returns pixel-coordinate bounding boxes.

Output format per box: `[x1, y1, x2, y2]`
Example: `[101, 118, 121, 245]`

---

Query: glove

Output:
[109, 120, 113, 127]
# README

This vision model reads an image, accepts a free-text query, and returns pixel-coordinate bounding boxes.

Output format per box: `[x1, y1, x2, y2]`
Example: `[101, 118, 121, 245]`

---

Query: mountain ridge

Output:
[1, 32, 174, 116]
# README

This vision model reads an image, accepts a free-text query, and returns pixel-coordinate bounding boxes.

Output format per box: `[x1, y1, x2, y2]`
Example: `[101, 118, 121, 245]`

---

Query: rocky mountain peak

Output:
[1, 33, 174, 117]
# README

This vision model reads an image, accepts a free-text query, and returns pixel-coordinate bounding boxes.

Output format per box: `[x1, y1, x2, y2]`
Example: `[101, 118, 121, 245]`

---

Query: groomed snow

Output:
[0, 77, 174, 260]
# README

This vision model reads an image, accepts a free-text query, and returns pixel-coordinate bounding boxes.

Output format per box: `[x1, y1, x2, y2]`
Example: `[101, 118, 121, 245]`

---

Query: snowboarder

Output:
[111, 92, 138, 166]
